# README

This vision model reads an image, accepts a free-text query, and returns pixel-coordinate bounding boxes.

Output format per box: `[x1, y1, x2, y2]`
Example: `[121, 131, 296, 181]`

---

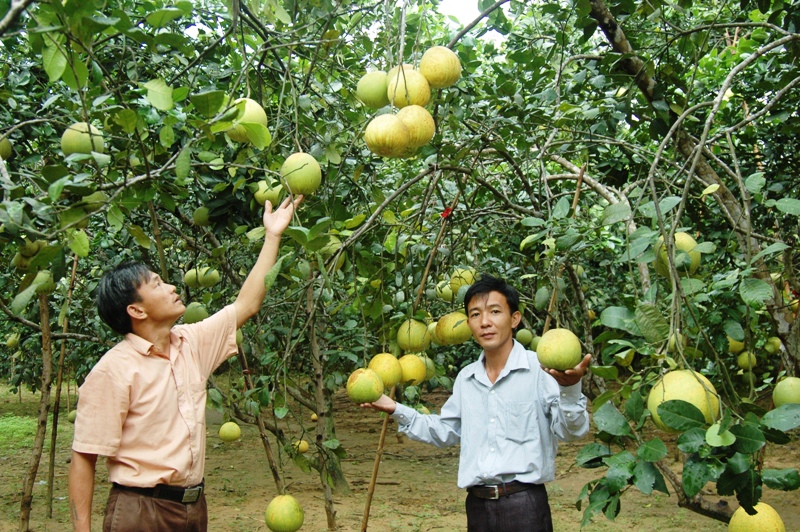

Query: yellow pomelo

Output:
[415, 404, 431, 415]
[310, 413, 318, 421]
[449, 267, 476, 294]
[280, 152, 321, 195]
[515, 328, 533, 346]
[396, 319, 431, 352]
[536, 328, 582, 371]
[225, 97, 268, 143]
[436, 311, 472, 345]
[396, 104, 435, 149]
[184, 302, 209, 324]
[387, 68, 431, 108]
[727, 336, 745, 354]
[728, 502, 785, 532]
[436, 280, 454, 302]
[654, 231, 701, 277]
[265, 494, 305, 532]
[398, 354, 427, 385]
[364, 114, 410, 157]
[772, 376, 800, 407]
[368, 353, 403, 389]
[736, 351, 756, 370]
[346, 368, 384, 403]
[293, 440, 309, 453]
[219, 421, 241, 442]
[427, 321, 441, 345]
[387, 63, 414, 81]
[356, 70, 390, 109]
[419, 46, 462, 88]
[647, 370, 720, 432]
[0, 137, 12, 160]
[61, 122, 104, 155]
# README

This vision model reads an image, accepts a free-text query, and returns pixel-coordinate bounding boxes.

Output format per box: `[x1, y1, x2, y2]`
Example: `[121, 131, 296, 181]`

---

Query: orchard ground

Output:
[1, 384, 798, 531]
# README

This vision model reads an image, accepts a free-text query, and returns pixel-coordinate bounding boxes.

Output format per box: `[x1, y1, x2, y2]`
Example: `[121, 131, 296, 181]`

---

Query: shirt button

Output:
[490, 390, 496, 394]
[490, 418, 495, 423]
[561, 392, 567, 398]
[490, 448, 495, 452]
[566, 413, 572, 418]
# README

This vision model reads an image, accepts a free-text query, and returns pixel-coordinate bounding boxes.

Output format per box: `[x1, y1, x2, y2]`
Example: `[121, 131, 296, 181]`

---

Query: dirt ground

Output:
[1, 385, 799, 531]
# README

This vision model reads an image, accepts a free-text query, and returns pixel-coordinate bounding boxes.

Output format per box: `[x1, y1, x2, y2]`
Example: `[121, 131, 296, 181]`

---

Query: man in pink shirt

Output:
[68, 195, 303, 532]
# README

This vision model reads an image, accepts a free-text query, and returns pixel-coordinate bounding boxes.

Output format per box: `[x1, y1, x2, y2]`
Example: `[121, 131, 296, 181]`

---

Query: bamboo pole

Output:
[361, 386, 395, 532]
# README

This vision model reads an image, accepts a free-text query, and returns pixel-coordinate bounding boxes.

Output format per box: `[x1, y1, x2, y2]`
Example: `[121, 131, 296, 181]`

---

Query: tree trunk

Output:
[19, 294, 53, 532]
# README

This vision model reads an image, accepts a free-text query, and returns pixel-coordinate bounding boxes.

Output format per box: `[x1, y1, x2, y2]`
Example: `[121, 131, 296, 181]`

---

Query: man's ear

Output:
[511, 310, 522, 328]
[127, 303, 146, 322]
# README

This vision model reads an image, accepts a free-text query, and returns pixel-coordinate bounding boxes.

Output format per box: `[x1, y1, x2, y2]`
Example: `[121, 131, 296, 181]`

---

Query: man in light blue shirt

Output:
[365, 274, 591, 531]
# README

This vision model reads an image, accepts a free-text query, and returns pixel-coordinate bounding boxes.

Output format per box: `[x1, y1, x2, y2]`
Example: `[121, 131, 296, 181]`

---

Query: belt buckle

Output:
[182, 486, 202, 503]
[488, 485, 500, 500]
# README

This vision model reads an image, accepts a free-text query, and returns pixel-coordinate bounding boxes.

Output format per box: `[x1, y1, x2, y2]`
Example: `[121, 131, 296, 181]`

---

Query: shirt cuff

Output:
[558, 382, 583, 402]
[391, 403, 417, 426]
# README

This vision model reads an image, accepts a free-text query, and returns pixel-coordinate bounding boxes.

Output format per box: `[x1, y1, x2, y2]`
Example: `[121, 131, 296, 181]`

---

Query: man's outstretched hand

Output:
[542, 354, 592, 386]
[360, 394, 397, 414]
[264, 195, 303, 237]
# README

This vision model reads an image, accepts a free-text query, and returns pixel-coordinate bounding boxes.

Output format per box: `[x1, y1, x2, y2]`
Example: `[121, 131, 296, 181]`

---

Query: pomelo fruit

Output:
[193, 206, 211, 226]
[184, 302, 209, 324]
[356, 70, 390, 109]
[386, 68, 431, 108]
[346, 368, 384, 403]
[219, 421, 241, 442]
[254, 180, 283, 206]
[265, 494, 304, 532]
[33, 270, 56, 294]
[764, 336, 782, 355]
[647, 370, 720, 432]
[536, 328, 582, 371]
[280, 152, 321, 195]
[419, 46, 462, 88]
[368, 352, 403, 389]
[737, 351, 756, 370]
[449, 267, 476, 295]
[67, 409, 77, 423]
[225, 97, 268, 143]
[436, 311, 472, 345]
[515, 328, 533, 346]
[420, 354, 436, 380]
[198, 267, 221, 288]
[396, 104, 435, 149]
[654, 231, 701, 277]
[387, 63, 414, 81]
[293, 440, 309, 453]
[728, 502, 785, 532]
[396, 319, 431, 352]
[61, 122, 104, 155]
[436, 280, 453, 302]
[0, 137, 12, 160]
[364, 114, 410, 157]
[398, 354, 427, 385]
[772, 376, 800, 407]
[184, 268, 200, 288]
[727, 336, 745, 354]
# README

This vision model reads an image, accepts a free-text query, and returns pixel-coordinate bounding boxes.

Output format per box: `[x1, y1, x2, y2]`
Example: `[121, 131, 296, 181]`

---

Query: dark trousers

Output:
[466, 483, 553, 532]
[103, 485, 208, 531]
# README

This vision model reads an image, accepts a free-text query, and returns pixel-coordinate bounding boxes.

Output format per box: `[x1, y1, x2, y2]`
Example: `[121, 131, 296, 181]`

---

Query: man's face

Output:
[466, 290, 521, 353]
[130, 271, 185, 325]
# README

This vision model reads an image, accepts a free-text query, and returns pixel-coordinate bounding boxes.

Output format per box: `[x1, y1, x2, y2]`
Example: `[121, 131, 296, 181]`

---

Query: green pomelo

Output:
[0, 137, 12, 160]
[225, 98, 268, 143]
[396, 319, 431, 352]
[515, 328, 533, 346]
[398, 354, 427, 386]
[654, 231, 701, 277]
[536, 328, 582, 371]
[356, 70, 390, 109]
[61, 122, 104, 155]
[346, 368, 384, 403]
[184, 302, 209, 324]
[280, 152, 321, 195]
[773, 376, 800, 407]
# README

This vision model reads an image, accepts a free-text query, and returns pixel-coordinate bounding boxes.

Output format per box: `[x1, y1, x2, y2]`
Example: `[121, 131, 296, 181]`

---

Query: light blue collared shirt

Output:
[392, 340, 589, 488]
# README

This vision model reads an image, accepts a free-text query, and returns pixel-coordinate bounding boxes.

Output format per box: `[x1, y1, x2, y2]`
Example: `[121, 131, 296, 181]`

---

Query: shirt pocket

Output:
[190, 381, 208, 426]
[502, 401, 537, 444]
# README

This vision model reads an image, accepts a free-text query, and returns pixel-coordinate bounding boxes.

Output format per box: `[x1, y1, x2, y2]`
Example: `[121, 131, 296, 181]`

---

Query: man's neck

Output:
[483, 341, 514, 383]
[131, 321, 175, 357]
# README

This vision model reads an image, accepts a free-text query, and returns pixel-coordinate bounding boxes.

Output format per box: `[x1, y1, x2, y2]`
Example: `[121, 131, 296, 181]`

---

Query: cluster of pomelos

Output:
[356, 46, 462, 158]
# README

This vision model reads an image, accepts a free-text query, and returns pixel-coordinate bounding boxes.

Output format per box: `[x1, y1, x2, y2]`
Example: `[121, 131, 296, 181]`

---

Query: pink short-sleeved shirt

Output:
[72, 305, 238, 488]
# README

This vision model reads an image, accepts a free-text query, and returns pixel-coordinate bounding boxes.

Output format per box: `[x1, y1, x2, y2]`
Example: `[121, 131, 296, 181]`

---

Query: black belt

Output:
[468, 481, 538, 500]
[112, 481, 204, 504]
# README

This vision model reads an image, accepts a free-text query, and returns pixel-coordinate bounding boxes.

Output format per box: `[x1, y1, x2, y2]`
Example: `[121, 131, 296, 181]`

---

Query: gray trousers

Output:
[466, 483, 553, 532]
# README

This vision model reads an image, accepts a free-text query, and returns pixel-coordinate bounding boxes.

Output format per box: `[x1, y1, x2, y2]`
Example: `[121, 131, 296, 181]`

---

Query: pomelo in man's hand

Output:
[265, 494, 304, 532]
[280, 152, 321, 195]
[536, 328, 582, 371]
[346, 368, 384, 403]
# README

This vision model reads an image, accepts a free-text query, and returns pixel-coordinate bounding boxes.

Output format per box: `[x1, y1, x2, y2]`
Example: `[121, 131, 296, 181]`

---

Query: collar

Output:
[124, 329, 183, 358]
[463, 340, 531, 382]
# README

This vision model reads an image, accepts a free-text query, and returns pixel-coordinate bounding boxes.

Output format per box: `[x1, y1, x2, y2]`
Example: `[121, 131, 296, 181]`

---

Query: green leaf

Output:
[761, 403, 800, 432]
[239, 123, 271, 149]
[114, 109, 138, 133]
[739, 277, 772, 308]
[68, 229, 90, 257]
[624, 391, 644, 424]
[10, 283, 38, 315]
[589, 365, 618, 380]
[553, 196, 571, 219]
[750, 242, 789, 264]
[632, 459, 658, 494]
[593, 401, 630, 436]
[576, 443, 613, 468]
[657, 400, 707, 432]
[634, 302, 669, 344]
[322, 438, 340, 449]
[762, 468, 800, 491]
[42, 38, 67, 82]
[775, 198, 800, 216]
[159, 125, 175, 147]
[705, 422, 736, 447]
[146, 7, 183, 27]
[603, 451, 637, 492]
[599, 306, 642, 336]
[745, 172, 765, 194]
[143, 78, 174, 111]
[126, 224, 152, 249]
[726, 453, 751, 475]
[273, 406, 288, 419]
[175, 147, 191, 181]
[729, 423, 766, 454]
[723, 320, 745, 342]
[263, 254, 286, 292]
[682, 454, 724, 498]
[637, 438, 668, 462]
[534, 286, 550, 310]
[190, 90, 225, 118]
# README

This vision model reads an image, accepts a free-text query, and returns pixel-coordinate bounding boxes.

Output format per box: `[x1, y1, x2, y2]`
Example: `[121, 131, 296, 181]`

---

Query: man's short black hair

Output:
[96, 262, 151, 335]
[463, 274, 520, 315]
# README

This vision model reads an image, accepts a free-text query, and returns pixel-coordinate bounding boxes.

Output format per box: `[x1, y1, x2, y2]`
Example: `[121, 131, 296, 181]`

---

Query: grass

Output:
[0, 413, 37, 450]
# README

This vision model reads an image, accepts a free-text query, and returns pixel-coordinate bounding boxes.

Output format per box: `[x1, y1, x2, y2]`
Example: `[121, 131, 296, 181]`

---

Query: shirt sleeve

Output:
[72, 364, 128, 456]
[542, 376, 590, 442]
[176, 304, 238, 379]
[392, 377, 463, 448]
